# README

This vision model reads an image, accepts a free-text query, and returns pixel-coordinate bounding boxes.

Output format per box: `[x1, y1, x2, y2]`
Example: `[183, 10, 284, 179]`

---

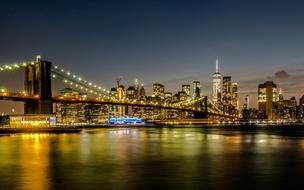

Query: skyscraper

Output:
[212, 59, 221, 103]
[153, 83, 165, 99]
[117, 85, 125, 101]
[231, 82, 238, 109]
[182, 84, 191, 100]
[134, 79, 140, 99]
[300, 95, 304, 106]
[178, 91, 187, 101]
[222, 76, 232, 107]
[126, 86, 136, 101]
[258, 81, 278, 119]
[278, 88, 284, 101]
[222, 76, 238, 113]
[182, 84, 191, 96]
[244, 95, 250, 109]
[139, 85, 146, 101]
[117, 85, 125, 116]
[164, 92, 172, 103]
[193, 80, 200, 99]
[110, 88, 117, 100]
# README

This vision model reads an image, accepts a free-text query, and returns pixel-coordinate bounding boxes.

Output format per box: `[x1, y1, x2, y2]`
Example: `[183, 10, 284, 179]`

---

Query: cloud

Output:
[266, 76, 273, 80]
[274, 70, 290, 80]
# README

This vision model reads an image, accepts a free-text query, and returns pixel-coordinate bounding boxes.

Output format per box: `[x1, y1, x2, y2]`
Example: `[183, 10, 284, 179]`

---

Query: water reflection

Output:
[19, 134, 51, 190]
[0, 127, 304, 189]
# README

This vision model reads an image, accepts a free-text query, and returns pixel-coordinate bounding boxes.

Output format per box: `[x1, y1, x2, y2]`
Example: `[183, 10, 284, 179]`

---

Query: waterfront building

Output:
[84, 104, 108, 123]
[56, 88, 109, 124]
[10, 114, 56, 128]
[258, 81, 278, 119]
[193, 80, 200, 99]
[56, 88, 87, 124]
[212, 58, 221, 103]
[273, 96, 298, 120]
[242, 108, 267, 119]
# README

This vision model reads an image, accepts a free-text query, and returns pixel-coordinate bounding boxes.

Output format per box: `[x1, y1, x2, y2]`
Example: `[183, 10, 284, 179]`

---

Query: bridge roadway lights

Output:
[24, 58, 53, 114]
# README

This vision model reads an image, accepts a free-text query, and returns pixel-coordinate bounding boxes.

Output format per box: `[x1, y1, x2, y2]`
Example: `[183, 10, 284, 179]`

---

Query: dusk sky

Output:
[1, 0, 304, 113]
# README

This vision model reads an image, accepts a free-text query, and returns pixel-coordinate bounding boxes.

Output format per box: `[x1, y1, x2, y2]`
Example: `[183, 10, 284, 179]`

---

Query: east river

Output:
[1, 126, 304, 190]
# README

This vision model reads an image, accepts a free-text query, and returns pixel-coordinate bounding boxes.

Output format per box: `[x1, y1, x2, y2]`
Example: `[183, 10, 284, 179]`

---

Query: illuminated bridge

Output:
[0, 56, 238, 120]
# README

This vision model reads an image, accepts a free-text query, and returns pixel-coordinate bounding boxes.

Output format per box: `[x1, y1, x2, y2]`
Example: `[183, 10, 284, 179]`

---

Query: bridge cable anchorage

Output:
[51, 65, 110, 98]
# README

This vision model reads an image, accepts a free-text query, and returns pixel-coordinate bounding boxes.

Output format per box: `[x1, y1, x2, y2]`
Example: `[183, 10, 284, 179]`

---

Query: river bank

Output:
[0, 127, 81, 134]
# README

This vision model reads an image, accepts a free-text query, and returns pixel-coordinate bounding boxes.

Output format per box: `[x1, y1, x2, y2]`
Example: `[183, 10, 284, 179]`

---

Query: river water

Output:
[1, 126, 304, 190]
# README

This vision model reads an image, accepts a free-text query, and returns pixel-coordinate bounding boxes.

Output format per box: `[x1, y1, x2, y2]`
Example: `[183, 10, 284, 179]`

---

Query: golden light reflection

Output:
[224, 136, 242, 144]
[18, 133, 51, 190]
[109, 129, 131, 135]
[21, 133, 50, 140]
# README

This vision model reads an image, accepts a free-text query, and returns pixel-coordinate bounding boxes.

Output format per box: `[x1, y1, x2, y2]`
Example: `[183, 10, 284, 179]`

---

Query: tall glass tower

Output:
[212, 59, 221, 103]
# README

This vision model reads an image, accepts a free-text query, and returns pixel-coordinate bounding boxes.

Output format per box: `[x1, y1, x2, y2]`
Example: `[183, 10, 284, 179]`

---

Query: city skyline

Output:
[0, 56, 303, 114]
[2, 2, 304, 189]
[1, 0, 304, 113]
[2, 56, 304, 122]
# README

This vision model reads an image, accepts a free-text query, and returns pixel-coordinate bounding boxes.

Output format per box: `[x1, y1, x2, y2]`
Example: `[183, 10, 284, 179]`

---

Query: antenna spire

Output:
[215, 58, 219, 73]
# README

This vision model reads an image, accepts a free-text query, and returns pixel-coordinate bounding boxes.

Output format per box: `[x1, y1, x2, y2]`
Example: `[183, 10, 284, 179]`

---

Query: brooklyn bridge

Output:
[0, 56, 238, 124]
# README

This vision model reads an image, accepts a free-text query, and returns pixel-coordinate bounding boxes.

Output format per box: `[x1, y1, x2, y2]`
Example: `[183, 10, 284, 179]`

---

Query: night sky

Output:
[1, 0, 304, 114]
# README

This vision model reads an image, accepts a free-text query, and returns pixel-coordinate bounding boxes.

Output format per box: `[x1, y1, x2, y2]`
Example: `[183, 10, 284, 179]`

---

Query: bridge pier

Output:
[24, 57, 53, 114]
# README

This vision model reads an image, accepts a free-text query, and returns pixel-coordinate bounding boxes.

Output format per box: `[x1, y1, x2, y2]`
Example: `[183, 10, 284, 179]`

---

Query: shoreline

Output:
[0, 127, 81, 134]
[1, 123, 304, 135]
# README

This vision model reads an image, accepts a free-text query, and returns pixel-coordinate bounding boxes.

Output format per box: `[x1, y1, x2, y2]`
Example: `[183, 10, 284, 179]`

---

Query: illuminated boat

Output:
[109, 117, 143, 125]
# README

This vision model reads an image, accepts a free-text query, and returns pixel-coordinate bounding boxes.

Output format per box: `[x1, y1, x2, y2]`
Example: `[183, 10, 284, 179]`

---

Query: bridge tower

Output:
[193, 96, 208, 118]
[24, 56, 53, 114]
